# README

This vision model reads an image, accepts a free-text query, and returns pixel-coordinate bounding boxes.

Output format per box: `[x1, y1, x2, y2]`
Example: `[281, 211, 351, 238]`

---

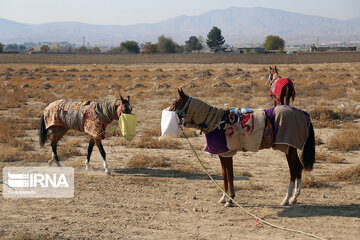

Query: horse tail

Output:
[280, 84, 293, 106]
[40, 114, 48, 146]
[301, 122, 315, 171]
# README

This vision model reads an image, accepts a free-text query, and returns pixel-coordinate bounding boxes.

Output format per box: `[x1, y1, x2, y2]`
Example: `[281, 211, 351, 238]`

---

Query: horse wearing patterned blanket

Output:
[170, 89, 315, 207]
[40, 96, 132, 174]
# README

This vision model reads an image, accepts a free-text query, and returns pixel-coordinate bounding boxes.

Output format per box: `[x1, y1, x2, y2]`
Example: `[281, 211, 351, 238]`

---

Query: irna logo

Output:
[8, 173, 69, 188]
[3, 167, 74, 198]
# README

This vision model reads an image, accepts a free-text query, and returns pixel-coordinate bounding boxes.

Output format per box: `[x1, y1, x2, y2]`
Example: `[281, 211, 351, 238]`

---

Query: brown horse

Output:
[170, 89, 315, 207]
[267, 66, 295, 106]
[40, 96, 132, 174]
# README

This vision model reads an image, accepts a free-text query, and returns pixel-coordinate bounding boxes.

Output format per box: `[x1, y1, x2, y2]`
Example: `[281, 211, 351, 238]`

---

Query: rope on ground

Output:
[179, 126, 326, 240]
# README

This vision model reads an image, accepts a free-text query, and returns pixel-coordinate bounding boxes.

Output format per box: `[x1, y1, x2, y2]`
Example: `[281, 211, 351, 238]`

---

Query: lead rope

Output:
[179, 125, 326, 240]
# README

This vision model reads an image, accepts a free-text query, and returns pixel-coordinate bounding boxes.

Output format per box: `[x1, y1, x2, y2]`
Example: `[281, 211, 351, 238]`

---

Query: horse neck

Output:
[273, 73, 279, 80]
[95, 101, 118, 123]
[184, 98, 222, 133]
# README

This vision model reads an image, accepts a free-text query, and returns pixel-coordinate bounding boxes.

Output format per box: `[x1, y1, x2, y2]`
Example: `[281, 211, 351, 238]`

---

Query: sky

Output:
[1, 0, 360, 25]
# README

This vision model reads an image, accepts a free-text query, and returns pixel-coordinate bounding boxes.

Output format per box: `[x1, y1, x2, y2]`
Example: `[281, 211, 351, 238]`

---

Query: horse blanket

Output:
[200, 104, 310, 157]
[183, 97, 224, 133]
[44, 99, 119, 140]
[269, 78, 295, 103]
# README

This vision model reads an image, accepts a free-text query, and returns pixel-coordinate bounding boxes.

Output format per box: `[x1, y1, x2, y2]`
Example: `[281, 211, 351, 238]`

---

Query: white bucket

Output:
[159, 108, 180, 139]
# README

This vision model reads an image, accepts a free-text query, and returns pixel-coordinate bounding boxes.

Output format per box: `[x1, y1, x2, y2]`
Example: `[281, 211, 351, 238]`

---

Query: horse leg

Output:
[48, 127, 67, 167]
[218, 157, 228, 204]
[281, 147, 302, 205]
[85, 138, 95, 170]
[222, 156, 235, 207]
[289, 148, 303, 204]
[95, 139, 110, 174]
[285, 85, 292, 106]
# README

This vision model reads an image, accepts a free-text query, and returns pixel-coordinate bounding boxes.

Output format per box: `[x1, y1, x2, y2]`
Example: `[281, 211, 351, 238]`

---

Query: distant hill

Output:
[1, 7, 359, 45]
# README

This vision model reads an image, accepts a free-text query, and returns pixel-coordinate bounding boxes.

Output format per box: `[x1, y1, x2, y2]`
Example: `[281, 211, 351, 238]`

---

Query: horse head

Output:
[268, 66, 279, 80]
[169, 88, 190, 119]
[117, 95, 132, 116]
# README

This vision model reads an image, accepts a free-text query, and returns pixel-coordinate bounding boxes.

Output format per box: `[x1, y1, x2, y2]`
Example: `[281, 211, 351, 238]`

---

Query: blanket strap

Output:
[198, 107, 212, 135]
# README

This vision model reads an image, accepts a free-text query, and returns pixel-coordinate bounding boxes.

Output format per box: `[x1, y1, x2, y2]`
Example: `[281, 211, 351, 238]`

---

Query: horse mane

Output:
[94, 100, 119, 123]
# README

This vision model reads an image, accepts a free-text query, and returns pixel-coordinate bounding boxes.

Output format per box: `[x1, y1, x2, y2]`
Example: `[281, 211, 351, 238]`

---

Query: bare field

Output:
[1, 62, 360, 239]
[1, 51, 360, 65]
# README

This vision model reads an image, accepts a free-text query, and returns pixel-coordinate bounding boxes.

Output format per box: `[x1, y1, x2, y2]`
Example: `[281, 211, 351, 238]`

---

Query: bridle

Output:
[175, 96, 192, 119]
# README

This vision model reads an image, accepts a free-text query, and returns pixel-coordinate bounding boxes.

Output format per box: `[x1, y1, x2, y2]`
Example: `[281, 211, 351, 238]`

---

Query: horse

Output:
[39, 96, 132, 174]
[267, 66, 295, 106]
[170, 89, 315, 207]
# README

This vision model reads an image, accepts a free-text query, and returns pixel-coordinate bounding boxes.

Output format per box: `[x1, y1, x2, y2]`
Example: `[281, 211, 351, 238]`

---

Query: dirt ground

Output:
[1, 62, 359, 239]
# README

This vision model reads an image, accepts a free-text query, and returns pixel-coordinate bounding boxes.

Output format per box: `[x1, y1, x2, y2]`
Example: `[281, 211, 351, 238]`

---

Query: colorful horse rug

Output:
[44, 99, 119, 140]
[183, 98, 310, 157]
[269, 78, 295, 104]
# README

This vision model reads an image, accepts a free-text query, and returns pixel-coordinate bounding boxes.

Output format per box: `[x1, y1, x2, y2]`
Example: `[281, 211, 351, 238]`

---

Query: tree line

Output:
[0, 26, 285, 54]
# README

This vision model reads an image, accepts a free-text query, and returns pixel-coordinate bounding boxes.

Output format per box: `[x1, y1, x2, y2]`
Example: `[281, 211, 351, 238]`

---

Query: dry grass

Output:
[315, 150, 345, 163]
[142, 127, 161, 138]
[58, 147, 83, 159]
[67, 138, 82, 148]
[126, 154, 170, 168]
[302, 173, 332, 188]
[329, 164, 360, 183]
[235, 182, 264, 191]
[327, 127, 360, 151]
[178, 128, 199, 138]
[131, 137, 183, 149]
[303, 165, 360, 188]
[0, 147, 22, 162]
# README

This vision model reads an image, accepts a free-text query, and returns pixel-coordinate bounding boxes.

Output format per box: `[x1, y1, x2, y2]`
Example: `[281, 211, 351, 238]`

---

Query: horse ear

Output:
[180, 88, 185, 96]
[127, 95, 130, 101]
[120, 95, 125, 102]
[178, 88, 182, 97]
[269, 66, 272, 70]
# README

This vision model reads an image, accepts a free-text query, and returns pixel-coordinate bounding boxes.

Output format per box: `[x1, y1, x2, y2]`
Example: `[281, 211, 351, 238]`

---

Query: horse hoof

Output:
[289, 198, 297, 205]
[224, 202, 234, 208]
[85, 164, 92, 171]
[55, 161, 61, 167]
[105, 169, 111, 175]
[281, 200, 289, 206]
[218, 196, 227, 204]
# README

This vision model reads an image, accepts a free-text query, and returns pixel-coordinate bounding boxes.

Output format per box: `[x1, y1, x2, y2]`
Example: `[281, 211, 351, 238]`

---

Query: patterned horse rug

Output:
[183, 98, 310, 157]
[44, 99, 119, 140]
[269, 78, 295, 103]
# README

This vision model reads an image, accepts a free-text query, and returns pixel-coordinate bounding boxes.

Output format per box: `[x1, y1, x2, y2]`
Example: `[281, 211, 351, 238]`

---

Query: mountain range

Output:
[1, 7, 359, 46]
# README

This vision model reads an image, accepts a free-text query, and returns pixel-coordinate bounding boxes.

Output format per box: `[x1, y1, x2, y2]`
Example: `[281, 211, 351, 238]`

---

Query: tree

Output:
[264, 35, 285, 51]
[91, 46, 101, 53]
[75, 46, 90, 53]
[142, 42, 158, 54]
[206, 26, 225, 51]
[119, 41, 140, 54]
[185, 36, 203, 53]
[157, 35, 176, 53]
[0, 42, 4, 53]
[40, 45, 50, 53]
[19, 45, 26, 52]
[5, 43, 19, 52]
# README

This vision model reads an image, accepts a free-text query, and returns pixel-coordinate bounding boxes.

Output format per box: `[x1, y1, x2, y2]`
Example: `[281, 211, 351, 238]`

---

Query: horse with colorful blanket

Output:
[40, 96, 132, 174]
[267, 66, 295, 106]
[170, 89, 315, 207]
